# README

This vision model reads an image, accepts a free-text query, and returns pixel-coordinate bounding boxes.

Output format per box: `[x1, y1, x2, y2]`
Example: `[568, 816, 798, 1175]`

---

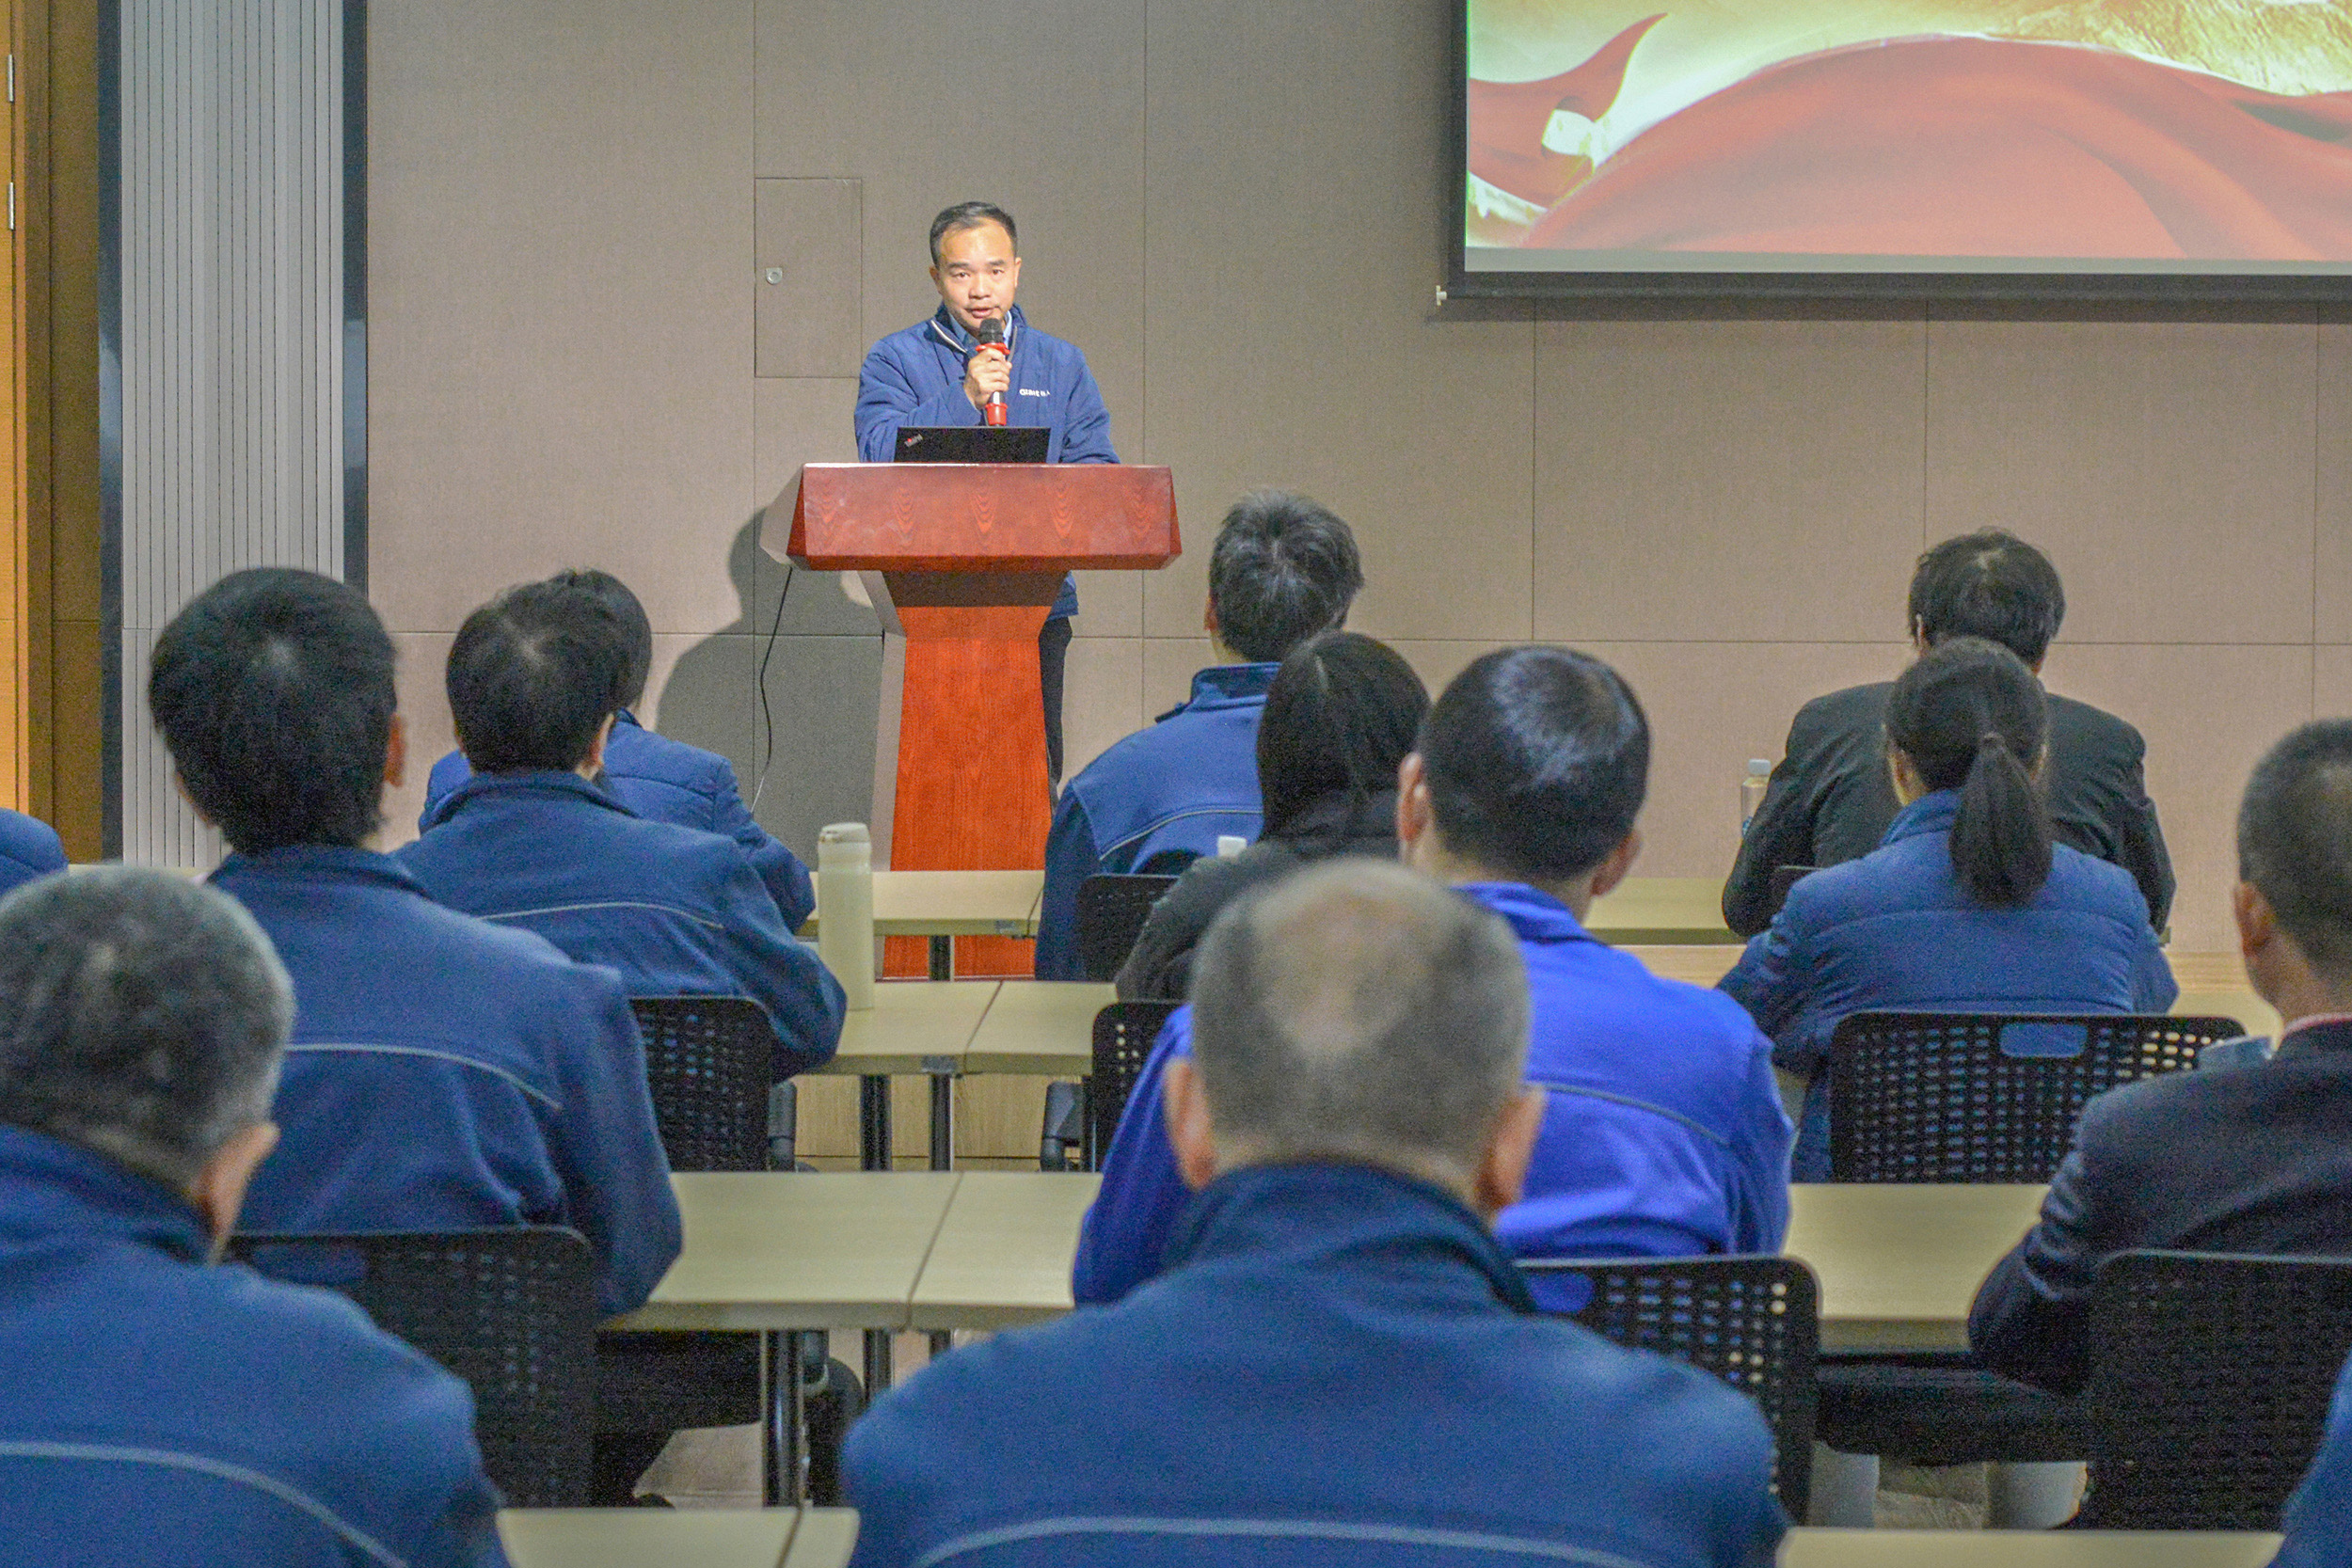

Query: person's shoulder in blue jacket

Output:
[1036, 489, 1367, 979]
[217, 845, 681, 1319]
[0, 808, 65, 895]
[421, 712, 814, 931]
[2275, 1350, 2352, 1567]
[405, 771, 845, 1080]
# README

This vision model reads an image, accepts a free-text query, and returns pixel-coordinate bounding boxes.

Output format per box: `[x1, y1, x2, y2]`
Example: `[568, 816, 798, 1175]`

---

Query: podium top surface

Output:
[766, 462, 1179, 572]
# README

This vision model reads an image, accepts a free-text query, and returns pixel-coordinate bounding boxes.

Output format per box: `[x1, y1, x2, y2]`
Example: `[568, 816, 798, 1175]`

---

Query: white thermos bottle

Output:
[816, 822, 876, 1011]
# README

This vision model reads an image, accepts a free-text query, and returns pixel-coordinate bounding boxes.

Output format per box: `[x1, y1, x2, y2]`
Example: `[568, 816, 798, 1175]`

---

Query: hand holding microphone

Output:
[965, 315, 1011, 425]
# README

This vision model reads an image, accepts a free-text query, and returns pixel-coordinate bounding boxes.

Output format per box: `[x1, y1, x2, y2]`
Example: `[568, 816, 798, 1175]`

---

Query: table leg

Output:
[859, 1074, 891, 1172]
[863, 1328, 894, 1396]
[762, 1330, 806, 1507]
[929, 1071, 955, 1171]
[927, 935, 953, 980]
[928, 1330, 951, 1359]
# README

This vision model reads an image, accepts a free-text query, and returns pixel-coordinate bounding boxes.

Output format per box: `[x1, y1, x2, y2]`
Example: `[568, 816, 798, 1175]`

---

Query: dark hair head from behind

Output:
[447, 579, 633, 774]
[1257, 632, 1429, 839]
[149, 567, 396, 854]
[1417, 646, 1648, 883]
[1908, 530, 2066, 666]
[2239, 721, 2352, 978]
[929, 201, 1018, 265]
[1207, 490, 1365, 665]
[0, 866, 292, 1190]
[547, 568, 653, 711]
[1885, 637, 2053, 909]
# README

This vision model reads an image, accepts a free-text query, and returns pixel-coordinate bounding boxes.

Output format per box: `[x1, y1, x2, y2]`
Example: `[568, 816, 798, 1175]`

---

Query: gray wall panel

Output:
[119, 0, 344, 867]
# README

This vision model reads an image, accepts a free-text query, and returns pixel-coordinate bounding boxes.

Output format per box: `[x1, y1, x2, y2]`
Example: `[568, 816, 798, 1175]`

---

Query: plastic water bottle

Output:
[1740, 759, 1772, 834]
[816, 822, 876, 1011]
[1216, 835, 1248, 858]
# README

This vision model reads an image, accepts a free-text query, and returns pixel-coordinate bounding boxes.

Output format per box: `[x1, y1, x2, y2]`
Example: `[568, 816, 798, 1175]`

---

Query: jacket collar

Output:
[213, 842, 437, 900]
[421, 768, 640, 832]
[1163, 1161, 1537, 1315]
[1883, 788, 1963, 846]
[1455, 880, 1602, 949]
[1153, 662, 1279, 721]
[927, 302, 1026, 356]
[2278, 1017, 2352, 1061]
[0, 1123, 212, 1265]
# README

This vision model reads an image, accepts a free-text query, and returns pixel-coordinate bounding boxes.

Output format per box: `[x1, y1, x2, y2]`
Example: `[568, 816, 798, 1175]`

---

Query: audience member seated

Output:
[2276, 1350, 2352, 1567]
[1035, 489, 1363, 979]
[149, 568, 679, 1318]
[1073, 646, 1792, 1308]
[1971, 719, 2352, 1394]
[0, 867, 508, 1566]
[0, 808, 64, 897]
[420, 567, 814, 929]
[846, 860, 1788, 1568]
[1720, 638, 2176, 1181]
[401, 578, 845, 1078]
[1114, 630, 1426, 1001]
[1724, 529, 2172, 938]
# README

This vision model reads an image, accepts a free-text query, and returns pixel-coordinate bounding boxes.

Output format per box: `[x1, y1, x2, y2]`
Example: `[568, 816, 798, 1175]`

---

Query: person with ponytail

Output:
[1721, 637, 2175, 1180]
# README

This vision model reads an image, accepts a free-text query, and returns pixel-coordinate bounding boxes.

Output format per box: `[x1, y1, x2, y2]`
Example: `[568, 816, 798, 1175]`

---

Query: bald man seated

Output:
[843, 859, 1786, 1568]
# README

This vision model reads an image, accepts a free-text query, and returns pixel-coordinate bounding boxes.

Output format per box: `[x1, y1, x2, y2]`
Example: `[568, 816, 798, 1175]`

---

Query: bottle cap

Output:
[1746, 759, 1772, 777]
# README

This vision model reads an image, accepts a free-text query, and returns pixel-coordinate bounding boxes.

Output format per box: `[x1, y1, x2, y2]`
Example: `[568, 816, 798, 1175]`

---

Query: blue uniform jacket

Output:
[1719, 789, 2177, 1180]
[1072, 882, 1794, 1308]
[403, 772, 845, 1080]
[2278, 1350, 2352, 1568]
[419, 712, 815, 930]
[1036, 663, 1277, 979]
[0, 808, 65, 896]
[850, 1162, 1785, 1568]
[0, 1125, 508, 1567]
[854, 303, 1117, 621]
[215, 846, 681, 1319]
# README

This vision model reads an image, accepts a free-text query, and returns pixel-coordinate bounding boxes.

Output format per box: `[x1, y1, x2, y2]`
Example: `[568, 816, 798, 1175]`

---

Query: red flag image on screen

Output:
[1515, 33, 2352, 261]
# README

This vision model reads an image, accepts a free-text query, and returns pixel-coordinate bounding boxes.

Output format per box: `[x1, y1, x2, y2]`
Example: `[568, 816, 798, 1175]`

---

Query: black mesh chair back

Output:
[1827, 1011, 2243, 1182]
[1085, 1000, 1183, 1168]
[1522, 1256, 1818, 1518]
[629, 995, 777, 1172]
[1073, 874, 1177, 983]
[2082, 1249, 2352, 1528]
[228, 1227, 596, 1507]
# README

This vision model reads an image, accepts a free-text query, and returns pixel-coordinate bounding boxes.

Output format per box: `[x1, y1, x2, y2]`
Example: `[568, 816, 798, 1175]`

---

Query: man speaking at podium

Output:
[854, 200, 1117, 786]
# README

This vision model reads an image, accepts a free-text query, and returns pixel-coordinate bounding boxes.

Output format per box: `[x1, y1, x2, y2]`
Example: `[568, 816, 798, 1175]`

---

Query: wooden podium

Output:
[762, 462, 1180, 976]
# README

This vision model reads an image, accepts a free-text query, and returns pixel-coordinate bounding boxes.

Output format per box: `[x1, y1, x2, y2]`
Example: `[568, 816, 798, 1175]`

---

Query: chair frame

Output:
[1041, 1000, 1181, 1172]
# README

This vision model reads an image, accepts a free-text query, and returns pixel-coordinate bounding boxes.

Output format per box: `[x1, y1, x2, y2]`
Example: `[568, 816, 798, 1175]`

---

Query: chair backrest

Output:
[1087, 1000, 1183, 1169]
[2083, 1249, 2352, 1528]
[1073, 874, 1177, 983]
[1521, 1256, 1818, 1519]
[1827, 1011, 2244, 1182]
[629, 995, 776, 1172]
[227, 1227, 596, 1508]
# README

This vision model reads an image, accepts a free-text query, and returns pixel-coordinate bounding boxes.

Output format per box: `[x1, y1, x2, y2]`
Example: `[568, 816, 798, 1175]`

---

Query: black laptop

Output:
[893, 425, 1050, 464]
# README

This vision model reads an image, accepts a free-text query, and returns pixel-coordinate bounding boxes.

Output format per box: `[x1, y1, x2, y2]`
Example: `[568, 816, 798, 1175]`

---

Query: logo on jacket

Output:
[1019, 388, 1050, 397]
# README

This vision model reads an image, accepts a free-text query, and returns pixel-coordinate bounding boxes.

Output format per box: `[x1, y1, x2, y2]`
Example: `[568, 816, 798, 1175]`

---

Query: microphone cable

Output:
[749, 563, 794, 812]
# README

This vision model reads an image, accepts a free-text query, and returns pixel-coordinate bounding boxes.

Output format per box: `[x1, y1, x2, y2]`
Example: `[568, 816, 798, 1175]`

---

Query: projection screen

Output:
[1454, 0, 2352, 299]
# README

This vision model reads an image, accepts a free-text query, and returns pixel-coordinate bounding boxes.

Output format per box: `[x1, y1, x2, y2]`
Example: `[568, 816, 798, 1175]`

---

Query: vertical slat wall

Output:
[119, 0, 341, 866]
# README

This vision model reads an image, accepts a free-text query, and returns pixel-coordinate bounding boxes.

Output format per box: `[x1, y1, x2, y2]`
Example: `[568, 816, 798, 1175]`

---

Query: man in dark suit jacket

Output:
[1968, 719, 2352, 1393]
[1724, 531, 2171, 937]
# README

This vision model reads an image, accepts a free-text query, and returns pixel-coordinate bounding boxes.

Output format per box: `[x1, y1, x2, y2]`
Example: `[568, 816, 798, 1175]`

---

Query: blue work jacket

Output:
[1072, 882, 1793, 1308]
[849, 1162, 1785, 1568]
[0, 1125, 509, 1567]
[215, 846, 680, 1318]
[421, 712, 814, 930]
[1718, 789, 2177, 1180]
[2278, 1350, 2352, 1567]
[1036, 663, 1278, 979]
[854, 303, 1117, 621]
[402, 772, 846, 1080]
[0, 808, 65, 896]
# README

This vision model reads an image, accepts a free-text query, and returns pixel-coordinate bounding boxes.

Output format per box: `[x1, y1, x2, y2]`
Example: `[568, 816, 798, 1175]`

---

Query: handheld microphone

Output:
[974, 315, 1009, 427]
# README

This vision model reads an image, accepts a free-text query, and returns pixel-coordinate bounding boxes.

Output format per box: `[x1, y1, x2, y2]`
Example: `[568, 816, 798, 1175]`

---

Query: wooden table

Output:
[963, 979, 1118, 1075]
[500, 1508, 798, 1568]
[798, 869, 1041, 941]
[911, 1170, 1099, 1332]
[1585, 876, 1735, 943]
[780, 1508, 862, 1568]
[1780, 1529, 2280, 1567]
[1787, 1183, 2044, 1352]
[810, 980, 1004, 1172]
